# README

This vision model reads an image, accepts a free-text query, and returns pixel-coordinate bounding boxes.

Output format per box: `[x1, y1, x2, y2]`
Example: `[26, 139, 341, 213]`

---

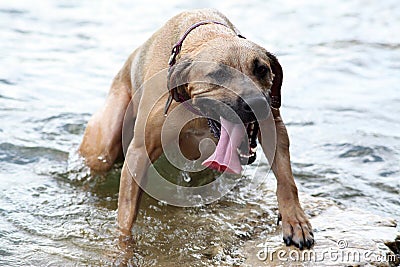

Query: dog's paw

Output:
[280, 211, 314, 250]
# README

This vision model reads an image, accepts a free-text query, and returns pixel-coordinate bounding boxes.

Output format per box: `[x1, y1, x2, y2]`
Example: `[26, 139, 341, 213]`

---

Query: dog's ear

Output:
[266, 52, 283, 109]
[167, 59, 192, 103]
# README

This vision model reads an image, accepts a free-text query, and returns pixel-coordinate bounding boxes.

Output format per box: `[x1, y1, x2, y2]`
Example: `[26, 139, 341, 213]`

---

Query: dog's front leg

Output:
[117, 143, 150, 237]
[259, 109, 314, 249]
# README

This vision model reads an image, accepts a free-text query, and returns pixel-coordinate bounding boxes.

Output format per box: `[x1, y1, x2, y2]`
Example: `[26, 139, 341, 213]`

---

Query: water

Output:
[1, 0, 399, 266]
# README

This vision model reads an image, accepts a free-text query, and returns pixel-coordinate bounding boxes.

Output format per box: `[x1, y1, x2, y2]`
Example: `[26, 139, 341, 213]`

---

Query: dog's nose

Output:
[239, 96, 270, 122]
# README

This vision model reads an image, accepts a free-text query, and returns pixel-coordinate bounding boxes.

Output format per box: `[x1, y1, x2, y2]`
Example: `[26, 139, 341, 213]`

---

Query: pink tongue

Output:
[202, 117, 245, 174]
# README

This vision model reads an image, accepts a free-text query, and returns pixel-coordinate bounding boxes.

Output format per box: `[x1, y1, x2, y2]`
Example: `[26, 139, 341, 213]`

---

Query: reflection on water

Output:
[0, 0, 399, 265]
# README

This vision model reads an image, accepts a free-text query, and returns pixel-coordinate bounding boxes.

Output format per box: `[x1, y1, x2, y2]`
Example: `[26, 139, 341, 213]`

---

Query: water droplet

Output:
[183, 172, 191, 183]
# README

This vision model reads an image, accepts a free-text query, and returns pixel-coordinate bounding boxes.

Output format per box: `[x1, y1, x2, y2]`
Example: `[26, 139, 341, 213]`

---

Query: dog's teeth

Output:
[249, 123, 254, 130]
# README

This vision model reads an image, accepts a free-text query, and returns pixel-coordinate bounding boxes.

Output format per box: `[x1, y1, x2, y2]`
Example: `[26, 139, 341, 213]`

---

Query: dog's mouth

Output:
[202, 117, 259, 174]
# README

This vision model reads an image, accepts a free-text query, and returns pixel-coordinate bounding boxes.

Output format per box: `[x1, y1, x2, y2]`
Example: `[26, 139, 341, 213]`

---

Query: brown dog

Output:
[79, 9, 314, 249]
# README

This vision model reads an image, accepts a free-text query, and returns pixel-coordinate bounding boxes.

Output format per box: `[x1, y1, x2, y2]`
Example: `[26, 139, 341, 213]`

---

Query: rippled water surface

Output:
[1, 0, 399, 266]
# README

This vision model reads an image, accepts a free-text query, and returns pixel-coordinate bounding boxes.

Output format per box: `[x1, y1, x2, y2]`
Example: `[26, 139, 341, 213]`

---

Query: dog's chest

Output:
[178, 118, 217, 160]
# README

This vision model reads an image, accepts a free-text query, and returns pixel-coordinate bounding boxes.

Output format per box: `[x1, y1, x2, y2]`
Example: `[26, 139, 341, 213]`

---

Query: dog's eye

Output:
[254, 65, 269, 79]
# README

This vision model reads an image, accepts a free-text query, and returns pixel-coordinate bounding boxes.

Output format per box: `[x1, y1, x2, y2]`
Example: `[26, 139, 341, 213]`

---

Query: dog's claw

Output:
[304, 238, 314, 249]
[283, 236, 292, 246]
[296, 240, 304, 250]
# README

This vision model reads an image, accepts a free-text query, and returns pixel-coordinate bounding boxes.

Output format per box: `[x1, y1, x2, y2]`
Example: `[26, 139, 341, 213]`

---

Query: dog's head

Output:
[167, 37, 282, 124]
[167, 38, 283, 170]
